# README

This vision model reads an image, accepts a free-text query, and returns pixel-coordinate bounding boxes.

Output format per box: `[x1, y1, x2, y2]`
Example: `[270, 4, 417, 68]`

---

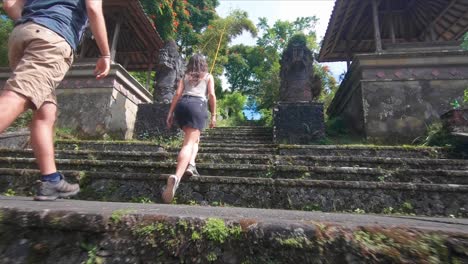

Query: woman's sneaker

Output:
[34, 174, 80, 201]
[162, 175, 180, 204]
[184, 164, 200, 177]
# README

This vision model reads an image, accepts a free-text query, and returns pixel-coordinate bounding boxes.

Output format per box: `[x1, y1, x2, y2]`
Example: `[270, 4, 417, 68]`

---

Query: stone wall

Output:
[328, 49, 468, 143]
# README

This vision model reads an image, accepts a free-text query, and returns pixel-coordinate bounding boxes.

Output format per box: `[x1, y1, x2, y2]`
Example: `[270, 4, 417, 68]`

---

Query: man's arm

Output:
[85, 0, 110, 79]
[2, 0, 25, 21]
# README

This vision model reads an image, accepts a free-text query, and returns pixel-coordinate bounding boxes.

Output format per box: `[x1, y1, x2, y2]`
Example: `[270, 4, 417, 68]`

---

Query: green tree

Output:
[256, 16, 319, 54]
[0, 16, 13, 67]
[217, 90, 247, 126]
[197, 9, 257, 77]
[140, 0, 220, 55]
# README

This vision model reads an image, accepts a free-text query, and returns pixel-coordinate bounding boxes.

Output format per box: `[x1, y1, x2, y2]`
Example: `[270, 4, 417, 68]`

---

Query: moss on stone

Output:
[276, 237, 312, 249]
[109, 209, 135, 224]
[202, 218, 242, 244]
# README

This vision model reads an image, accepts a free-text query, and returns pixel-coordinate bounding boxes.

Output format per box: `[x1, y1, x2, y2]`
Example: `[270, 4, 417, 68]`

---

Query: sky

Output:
[216, 0, 347, 80]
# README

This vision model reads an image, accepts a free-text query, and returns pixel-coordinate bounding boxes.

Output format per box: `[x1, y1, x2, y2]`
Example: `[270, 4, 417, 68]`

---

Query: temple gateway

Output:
[319, 0, 468, 143]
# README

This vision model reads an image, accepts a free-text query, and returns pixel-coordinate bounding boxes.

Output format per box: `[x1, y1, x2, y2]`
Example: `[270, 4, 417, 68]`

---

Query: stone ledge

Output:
[0, 169, 466, 216]
[0, 196, 467, 263]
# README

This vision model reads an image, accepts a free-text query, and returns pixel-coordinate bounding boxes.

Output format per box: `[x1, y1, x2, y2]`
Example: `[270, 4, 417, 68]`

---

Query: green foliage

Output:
[129, 71, 155, 95]
[131, 197, 154, 204]
[3, 189, 15, 196]
[110, 209, 135, 224]
[206, 252, 217, 262]
[191, 231, 202, 241]
[197, 9, 257, 77]
[140, 0, 219, 54]
[0, 17, 13, 67]
[6, 110, 32, 132]
[201, 218, 241, 244]
[462, 32, 468, 50]
[217, 90, 247, 125]
[80, 243, 102, 264]
[256, 16, 318, 53]
[418, 122, 456, 147]
[134, 224, 157, 237]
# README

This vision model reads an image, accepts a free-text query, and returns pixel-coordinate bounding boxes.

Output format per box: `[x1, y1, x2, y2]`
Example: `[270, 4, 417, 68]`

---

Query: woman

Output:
[163, 54, 216, 204]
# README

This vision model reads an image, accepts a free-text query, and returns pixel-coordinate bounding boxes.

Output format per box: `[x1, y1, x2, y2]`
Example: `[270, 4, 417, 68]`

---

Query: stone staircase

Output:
[0, 126, 466, 217]
[0, 126, 467, 263]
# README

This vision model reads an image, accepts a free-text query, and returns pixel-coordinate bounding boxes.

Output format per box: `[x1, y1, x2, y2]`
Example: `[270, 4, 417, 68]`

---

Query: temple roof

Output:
[79, 0, 164, 71]
[318, 0, 468, 62]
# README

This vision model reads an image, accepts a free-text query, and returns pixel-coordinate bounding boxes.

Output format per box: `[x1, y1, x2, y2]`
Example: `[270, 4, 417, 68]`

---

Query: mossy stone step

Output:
[2, 196, 465, 263]
[279, 145, 452, 159]
[1, 157, 467, 184]
[53, 140, 453, 159]
[55, 140, 164, 152]
[200, 139, 274, 145]
[277, 155, 468, 170]
[0, 168, 466, 217]
[1, 148, 467, 171]
[0, 149, 273, 165]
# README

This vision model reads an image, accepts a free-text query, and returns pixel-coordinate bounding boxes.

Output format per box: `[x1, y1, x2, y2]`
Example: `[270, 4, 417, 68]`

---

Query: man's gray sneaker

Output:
[184, 164, 200, 177]
[34, 174, 80, 201]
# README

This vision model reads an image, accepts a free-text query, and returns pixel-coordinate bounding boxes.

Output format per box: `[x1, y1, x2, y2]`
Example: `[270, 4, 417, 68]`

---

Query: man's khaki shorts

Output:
[4, 22, 74, 109]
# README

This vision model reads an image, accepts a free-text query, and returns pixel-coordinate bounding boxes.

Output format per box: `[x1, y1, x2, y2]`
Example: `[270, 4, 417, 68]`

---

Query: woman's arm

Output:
[207, 74, 217, 128]
[2, 0, 25, 20]
[166, 78, 184, 128]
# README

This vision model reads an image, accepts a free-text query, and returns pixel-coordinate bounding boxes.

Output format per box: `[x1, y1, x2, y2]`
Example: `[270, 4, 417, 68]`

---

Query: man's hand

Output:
[94, 56, 110, 79]
[2, 0, 25, 20]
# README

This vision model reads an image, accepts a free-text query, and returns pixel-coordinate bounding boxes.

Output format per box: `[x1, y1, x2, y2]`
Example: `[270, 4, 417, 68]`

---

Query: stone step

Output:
[55, 140, 279, 154]
[203, 131, 273, 136]
[208, 126, 272, 132]
[1, 157, 467, 184]
[200, 139, 274, 145]
[0, 149, 273, 165]
[201, 135, 273, 141]
[55, 140, 164, 152]
[1, 196, 466, 263]
[276, 155, 468, 170]
[279, 145, 452, 159]
[54, 140, 453, 159]
[1, 149, 467, 171]
[0, 169, 467, 217]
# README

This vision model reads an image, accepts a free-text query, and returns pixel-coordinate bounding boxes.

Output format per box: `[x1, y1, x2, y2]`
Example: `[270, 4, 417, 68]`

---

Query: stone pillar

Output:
[134, 41, 185, 139]
[274, 36, 325, 144]
[274, 102, 325, 144]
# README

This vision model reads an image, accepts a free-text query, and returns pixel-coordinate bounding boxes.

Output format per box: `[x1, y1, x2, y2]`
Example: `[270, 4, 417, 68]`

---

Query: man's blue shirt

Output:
[16, 0, 88, 50]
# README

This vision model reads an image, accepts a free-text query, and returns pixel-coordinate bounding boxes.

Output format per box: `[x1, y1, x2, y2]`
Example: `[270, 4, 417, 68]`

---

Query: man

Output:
[1, 0, 110, 200]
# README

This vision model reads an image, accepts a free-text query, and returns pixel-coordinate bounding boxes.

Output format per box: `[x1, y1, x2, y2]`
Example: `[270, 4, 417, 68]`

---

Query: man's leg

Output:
[32, 102, 80, 201]
[0, 90, 31, 133]
[30, 102, 57, 175]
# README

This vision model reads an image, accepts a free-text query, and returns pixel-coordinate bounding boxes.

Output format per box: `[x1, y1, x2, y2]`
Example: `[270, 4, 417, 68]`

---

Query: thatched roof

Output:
[319, 0, 468, 62]
[79, 0, 164, 71]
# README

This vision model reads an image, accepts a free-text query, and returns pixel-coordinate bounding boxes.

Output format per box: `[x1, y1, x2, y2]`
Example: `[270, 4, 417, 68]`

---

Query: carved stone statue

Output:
[153, 40, 185, 104]
[279, 39, 320, 102]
